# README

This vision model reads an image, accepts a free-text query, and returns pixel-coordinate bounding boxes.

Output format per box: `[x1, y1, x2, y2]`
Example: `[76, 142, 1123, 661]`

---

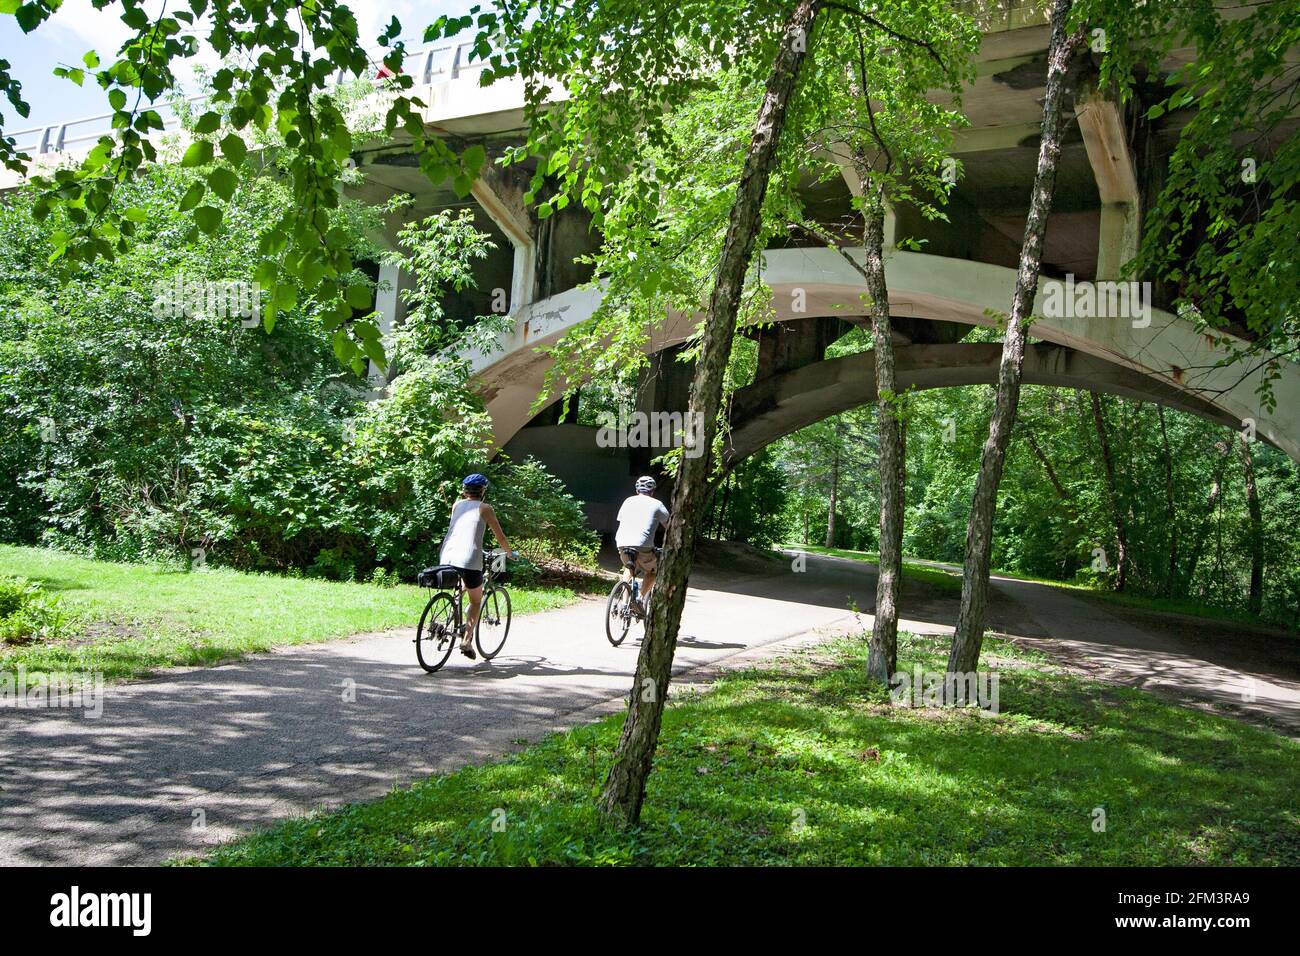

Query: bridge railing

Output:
[6, 39, 484, 158]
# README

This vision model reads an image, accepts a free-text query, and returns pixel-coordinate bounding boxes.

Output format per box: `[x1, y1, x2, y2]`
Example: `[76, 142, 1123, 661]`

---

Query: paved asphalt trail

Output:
[985, 573, 1300, 735]
[0, 552, 873, 865]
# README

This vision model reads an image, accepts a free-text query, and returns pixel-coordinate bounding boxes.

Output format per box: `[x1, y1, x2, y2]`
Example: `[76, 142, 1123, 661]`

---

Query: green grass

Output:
[782, 542, 1295, 629]
[783, 543, 963, 593]
[0, 545, 580, 681]
[192, 631, 1300, 866]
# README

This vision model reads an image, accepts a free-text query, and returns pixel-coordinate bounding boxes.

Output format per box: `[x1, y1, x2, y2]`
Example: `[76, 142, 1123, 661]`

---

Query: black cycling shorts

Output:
[455, 567, 484, 589]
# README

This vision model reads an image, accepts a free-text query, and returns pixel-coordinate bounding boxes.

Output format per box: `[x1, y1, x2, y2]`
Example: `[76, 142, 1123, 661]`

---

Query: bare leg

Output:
[462, 585, 484, 644]
[640, 570, 655, 602]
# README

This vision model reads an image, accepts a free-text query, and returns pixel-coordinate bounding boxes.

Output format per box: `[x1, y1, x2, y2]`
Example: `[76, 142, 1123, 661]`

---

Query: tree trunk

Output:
[1239, 433, 1264, 615]
[1025, 429, 1070, 500]
[825, 445, 839, 548]
[1090, 392, 1129, 591]
[599, 0, 822, 826]
[1157, 405, 1179, 597]
[1183, 451, 1227, 594]
[865, 184, 903, 684]
[947, 0, 1085, 676]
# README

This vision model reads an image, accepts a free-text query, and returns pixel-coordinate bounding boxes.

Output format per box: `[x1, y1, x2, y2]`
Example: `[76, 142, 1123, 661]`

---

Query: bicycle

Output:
[415, 550, 513, 672]
[606, 547, 660, 646]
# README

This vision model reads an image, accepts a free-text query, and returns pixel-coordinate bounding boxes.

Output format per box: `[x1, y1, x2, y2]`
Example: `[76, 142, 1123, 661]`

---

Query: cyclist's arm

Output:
[481, 503, 512, 554]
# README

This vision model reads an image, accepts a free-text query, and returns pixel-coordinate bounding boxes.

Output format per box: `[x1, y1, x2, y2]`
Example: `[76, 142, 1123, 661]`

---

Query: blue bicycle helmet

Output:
[462, 473, 489, 489]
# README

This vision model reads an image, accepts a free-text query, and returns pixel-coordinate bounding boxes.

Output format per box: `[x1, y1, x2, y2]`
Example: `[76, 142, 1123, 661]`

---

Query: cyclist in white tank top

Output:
[440, 474, 514, 659]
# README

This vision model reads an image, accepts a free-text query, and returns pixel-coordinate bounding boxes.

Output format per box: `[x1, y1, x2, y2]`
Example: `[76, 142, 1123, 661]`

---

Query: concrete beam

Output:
[1076, 88, 1141, 280]
[724, 342, 1243, 466]
[470, 171, 536, 314]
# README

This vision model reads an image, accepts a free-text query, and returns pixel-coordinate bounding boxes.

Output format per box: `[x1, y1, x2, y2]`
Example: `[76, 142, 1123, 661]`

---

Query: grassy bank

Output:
[783, 543, 963, 593]
[193, 631, 1300, 866]
[0, 545, 581, 681]
[782, 543, 1295, 631]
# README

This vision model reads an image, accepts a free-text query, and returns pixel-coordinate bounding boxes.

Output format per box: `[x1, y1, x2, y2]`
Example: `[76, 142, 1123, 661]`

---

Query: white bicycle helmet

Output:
[635, 475, 657, 493]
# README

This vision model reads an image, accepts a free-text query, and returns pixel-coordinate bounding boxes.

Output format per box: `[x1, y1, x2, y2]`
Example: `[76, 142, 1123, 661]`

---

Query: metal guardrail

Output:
[7, 40, 483, 157]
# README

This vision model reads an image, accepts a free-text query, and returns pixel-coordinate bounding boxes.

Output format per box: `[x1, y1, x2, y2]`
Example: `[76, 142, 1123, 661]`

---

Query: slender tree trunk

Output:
[947, 0, 1085, 676]
[1157, 406, 1179, 597]
[864, 184, 903, 684]
[599, 0, 823, 826]
[1238, 433, 1264, 615]
[1025, 429, 1070, 500]
[1183, 452, 1227, 594]
[825, 445, 839, 548]
[1090, 392, 1129, 591]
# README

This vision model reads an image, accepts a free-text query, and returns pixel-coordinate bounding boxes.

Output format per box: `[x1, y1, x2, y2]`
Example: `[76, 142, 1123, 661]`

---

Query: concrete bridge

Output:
[339, 1, 1298, 527]
[7, 2, 1297, 530]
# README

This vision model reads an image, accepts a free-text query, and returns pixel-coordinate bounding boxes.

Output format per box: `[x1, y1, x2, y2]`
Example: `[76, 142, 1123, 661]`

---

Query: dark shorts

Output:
[455, 567, 484, 589]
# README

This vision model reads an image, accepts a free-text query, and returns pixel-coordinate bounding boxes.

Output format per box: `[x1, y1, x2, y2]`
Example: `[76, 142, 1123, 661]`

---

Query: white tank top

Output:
[439, 499, 486, 570]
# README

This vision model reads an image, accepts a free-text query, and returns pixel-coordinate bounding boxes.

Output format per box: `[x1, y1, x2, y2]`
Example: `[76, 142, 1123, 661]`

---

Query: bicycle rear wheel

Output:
[476, 585, 512, 659]
[606, 580, 634, 646]
[416, 592, 458, 672]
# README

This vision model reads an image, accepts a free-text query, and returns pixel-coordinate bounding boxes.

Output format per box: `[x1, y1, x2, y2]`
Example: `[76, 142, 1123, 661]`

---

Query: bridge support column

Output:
[1076, 88, 1141, 280]
[369, 261, 404, 384]
[631, 344, 694, 500]
[829, 142, 896, 249]
[471, 168, 536, 314]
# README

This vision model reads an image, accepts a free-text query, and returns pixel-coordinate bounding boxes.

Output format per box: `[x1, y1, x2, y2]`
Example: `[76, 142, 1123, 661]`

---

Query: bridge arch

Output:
[474, 249, 1300, 463]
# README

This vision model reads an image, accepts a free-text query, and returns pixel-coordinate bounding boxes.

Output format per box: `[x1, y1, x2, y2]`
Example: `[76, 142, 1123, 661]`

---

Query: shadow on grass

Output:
[198, 637, 1300, 867]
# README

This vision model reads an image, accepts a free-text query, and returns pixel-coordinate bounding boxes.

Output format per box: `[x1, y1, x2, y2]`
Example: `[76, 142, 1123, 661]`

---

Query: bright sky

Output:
[1, 0, 469, 133]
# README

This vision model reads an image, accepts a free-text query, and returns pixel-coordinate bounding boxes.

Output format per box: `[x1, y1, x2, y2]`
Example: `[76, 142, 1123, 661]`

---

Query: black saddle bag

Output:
[417, 565, 461, 589]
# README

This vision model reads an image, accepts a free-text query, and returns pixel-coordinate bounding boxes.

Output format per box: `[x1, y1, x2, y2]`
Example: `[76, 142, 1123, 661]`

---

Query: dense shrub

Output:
[0, 167, 595, 581]
[0, 576, 66, 645]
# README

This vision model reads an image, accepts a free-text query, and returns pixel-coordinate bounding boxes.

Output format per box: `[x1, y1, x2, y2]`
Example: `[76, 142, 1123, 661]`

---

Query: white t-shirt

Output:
[615, 494, 670, 549]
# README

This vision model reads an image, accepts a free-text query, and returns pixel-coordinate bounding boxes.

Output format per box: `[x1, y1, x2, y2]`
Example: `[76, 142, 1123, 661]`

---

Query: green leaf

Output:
[193, 205, 223, 234]
[108, 88, 127, 111]
[15, 2, 45, 33]
[219, 133, 247, 165]
[207, 166, 238, 201]
[178, 182, 206, 211]
[345, 283, 372, 309]
[121, 207, 148, 223]
[181, 140, 214, 167]
[461, 144, 487, 177]
[194, 111, 221, 134]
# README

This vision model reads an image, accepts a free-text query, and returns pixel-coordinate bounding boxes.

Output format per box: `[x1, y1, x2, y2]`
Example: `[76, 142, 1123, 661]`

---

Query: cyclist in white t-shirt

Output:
[614, 475, 670, 615]
[440, 473, 515, 659]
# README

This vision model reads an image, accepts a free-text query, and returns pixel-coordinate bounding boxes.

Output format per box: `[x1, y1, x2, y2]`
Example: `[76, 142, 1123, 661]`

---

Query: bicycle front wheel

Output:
[476, 585, 512, 659]
[416, 592, 458, 672]
[606, 581, 634, 646]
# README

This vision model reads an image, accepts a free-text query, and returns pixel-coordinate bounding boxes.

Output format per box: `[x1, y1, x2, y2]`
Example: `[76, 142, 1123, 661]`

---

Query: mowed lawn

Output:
[194, 632, 1300, 867]
[0, 545, 580, 681]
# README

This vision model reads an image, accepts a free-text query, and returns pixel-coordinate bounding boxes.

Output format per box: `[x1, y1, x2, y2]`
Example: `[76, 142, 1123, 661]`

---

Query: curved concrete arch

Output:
[473, 249, 1300, 461]
[723, 342, 1243, 467]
